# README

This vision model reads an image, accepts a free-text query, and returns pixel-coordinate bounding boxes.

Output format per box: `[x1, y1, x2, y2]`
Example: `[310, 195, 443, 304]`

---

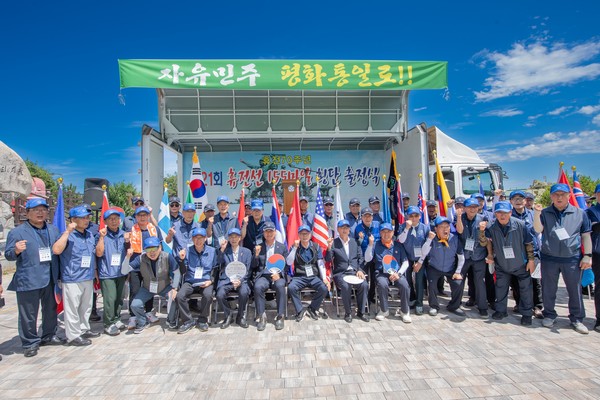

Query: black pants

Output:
[496, 266, 533, 317]
[129, 271, 153, 316]
[462, 258, 488, 311]
[426, 267, 463, 311]
[16, 283, 58, 349]
[511, 258, 542, 310]
[176, 282, 214, 324]
[593, 253, 600, 322]
[366, 260, 376, 304]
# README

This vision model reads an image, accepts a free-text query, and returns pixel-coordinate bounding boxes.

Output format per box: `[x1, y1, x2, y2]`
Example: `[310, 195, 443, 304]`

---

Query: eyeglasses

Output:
[134, 201, 144, 206]
[170, 203, 180, 207]
[145, 247, 159, 253]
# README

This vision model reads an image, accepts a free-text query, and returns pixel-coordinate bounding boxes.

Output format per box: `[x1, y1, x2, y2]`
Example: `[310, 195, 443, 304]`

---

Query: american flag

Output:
[418, 178, 429, 226]
[312, 183, 330, 253]
[573, 169, 587, 210]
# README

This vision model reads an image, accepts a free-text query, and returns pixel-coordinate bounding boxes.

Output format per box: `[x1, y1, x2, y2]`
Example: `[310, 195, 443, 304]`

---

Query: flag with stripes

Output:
[418, 179, 429, 226]
[52, 183, 65, 315]
[158, 187, 173, 253]
[557, 164, 578, 207]
[334, 184, 344, 239]
[189, 147, 208, 221]
[270, 185, 287, 246]
[573, 169, 587, 210]
[312, 183, 330, 252]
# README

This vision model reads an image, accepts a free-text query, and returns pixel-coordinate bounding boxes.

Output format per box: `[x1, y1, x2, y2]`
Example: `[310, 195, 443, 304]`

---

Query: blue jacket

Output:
[5, 221, 60, 291]
[59, 229, 97, 283]
[217, 246, 252, 286]
[183, 245, 217, 285]
[428, 233, 463, 273]
[97, 228, 127, 280]
[171, 219, 200, 256]
[354, 221, 381, 255]
[400, 222, 430, 261]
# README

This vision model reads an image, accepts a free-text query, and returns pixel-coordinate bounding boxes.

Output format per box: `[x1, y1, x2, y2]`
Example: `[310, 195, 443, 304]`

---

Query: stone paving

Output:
[1, 271, 600, 400]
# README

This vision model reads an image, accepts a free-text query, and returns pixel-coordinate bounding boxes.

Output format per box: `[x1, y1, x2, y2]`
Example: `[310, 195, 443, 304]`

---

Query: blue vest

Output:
[459, 214, 488, 261]
[428, 234, 461, 273]
[540, 204, 589, 260]
[184, 245, 217, 285]
[97, 228, 127, 279]
[488, 218, 529, 271]
[59, 229, 97, 283]
[400, 222, 430, 261]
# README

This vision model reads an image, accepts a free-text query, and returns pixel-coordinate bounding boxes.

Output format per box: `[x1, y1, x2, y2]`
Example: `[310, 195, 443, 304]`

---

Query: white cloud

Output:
[480, 108, 523, 117]
[593, 115, 600, 126]
[547, 106, 570, 116]
[413, 106, 427, 112]
[577, 105, 600, 115]
[477, 130, 600, 162]
[473, 39, 600, 101]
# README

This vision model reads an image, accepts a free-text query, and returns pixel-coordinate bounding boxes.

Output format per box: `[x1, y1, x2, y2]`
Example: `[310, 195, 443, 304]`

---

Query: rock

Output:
[0, 141, 32, 196]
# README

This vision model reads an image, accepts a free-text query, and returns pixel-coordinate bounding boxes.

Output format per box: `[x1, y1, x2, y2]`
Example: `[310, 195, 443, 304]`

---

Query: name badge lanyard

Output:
[31, 224, 52, 263]
[498, 226, 516, 258]
[110, 232, 124, 265]
[194, 249, 206, 279]
[553, 209, 570, 240]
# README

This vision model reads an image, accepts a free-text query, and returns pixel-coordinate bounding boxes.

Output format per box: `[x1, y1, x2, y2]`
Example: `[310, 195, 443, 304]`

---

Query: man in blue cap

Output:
[122, 236, 180, 333]
[95, 209, 128, 336]
[242, 199, 268, 251]
[322, 196, 335, 235]
[471, 193, 494, 222]
[402, 193, 411, 214]
[326, 219, 369, 323]
[299, 196, 314, 228]
[168, 196, 183, 225]
[456, 198, 492, 318]
[586, 184, 600, 332]
[53, 206, 101, 346]
[524, 192, 535, 211]
[123, 196, 145, 232]
[398, 206, 431, 315]
[369, 196, 383, 223]
[251, 221, 289, 330]
[417, 216, 466, 317]
[346, 198, 362, 235]
[209, 195, 240, 249]
[5, 198, 65, 357]
[165, 203, 200, 256]
[286, 225, 329, 322]
[355, 207, 381, 306]
[200, 203, 216, 243]
[486, 201, 535, 325]
[217, 227, 252, 329]
[365, 223, 411, 322]
[534, 183, 592, 334]
[175, 228, 217, 333]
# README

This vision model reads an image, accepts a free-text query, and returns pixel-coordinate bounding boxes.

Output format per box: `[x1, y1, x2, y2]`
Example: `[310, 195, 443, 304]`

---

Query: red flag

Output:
[286, 183, 301, 249]
[557, 166, 578, 207]
[98, 190, 110, 230]
[237, 188, 245, 227]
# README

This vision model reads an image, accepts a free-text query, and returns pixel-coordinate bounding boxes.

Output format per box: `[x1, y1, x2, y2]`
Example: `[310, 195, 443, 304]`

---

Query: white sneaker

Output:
[114, 320, 126, 331]
[127, 317, 137, 330]
[375, 310, 389, 321]
[542, 317, 555, 328]
[394, 308, 402, 317]
[400, 312, 412, 324]
[429, 308, 438, 317]
[572, 321, 589, 334]
[146, 312, 159, 324]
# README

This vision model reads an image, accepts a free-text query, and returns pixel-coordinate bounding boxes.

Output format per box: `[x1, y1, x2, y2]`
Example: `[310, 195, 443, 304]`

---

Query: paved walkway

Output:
[0, 272, 599, 400]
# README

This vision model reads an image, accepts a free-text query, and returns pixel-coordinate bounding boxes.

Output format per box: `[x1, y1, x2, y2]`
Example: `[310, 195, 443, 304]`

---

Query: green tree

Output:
[108, 181, 138, 216]
[25, 160, 57, 195]
[164, 174, 178, 197]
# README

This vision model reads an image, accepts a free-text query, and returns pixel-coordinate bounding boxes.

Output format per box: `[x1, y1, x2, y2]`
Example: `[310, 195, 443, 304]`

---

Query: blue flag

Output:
[52, 184, 66, 233]
[157, 187, 173, 253]
[382, 176, 392, 224]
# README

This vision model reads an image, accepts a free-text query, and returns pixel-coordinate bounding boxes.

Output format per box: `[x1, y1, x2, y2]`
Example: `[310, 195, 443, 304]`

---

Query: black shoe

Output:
[24, 346, 39, 357]
[465, 299, 476, 307]
[82, 330, 101, 339]
[40, 335, 66, 346]
[448, 307, 466, 317]
[178, 320, 195, 334]
[237, 314, 249, 329]
[257, 314, 267, 331]
[197, 322, 209, 332]
[492, 311, 508, 320]
[479, 309, 488, 318]
[320, 310, 329, 319]
[89, 312, 102, 322]
[306, 307, 319, 320]
[68, 337, 92, 346]
[357, 313, 370, 322]
[275, 315, 285, 330]
[344, 313, 353, 323]
[166, 321, 178, 331]
[295, 309, 306, 322]
[521, 316, 532, 326]
[512, 305, 520, 314]
[221, 314, 234, 329]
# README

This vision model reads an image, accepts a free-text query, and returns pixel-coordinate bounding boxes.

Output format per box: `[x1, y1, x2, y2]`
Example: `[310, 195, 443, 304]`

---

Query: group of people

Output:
[3, 182, 599, 358]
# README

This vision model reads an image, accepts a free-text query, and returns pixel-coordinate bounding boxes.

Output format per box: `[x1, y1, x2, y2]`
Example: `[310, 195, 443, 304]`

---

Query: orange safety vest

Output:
[130, 223, 158, 253]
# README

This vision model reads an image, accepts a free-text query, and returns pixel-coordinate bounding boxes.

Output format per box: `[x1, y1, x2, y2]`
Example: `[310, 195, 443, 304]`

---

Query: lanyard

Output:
[29, 222, 50, 248]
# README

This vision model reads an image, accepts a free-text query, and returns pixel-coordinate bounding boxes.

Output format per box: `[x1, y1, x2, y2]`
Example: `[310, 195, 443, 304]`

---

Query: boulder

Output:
[0, 140, 32, 196]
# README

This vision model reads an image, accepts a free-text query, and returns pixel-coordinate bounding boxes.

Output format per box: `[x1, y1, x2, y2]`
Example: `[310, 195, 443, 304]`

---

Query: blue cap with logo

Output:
[251, 199, 264, 210]
[228, 227, 241, 236]
[131, 196, 144, 204]
[103, 209, 121, 220]
[337, 219, 350, 227]
[169, 196, 181, 204]
[434, 216, 451, 226]
[299, 196, 308, 202]
[471, 193, 485, 200]
[298, 224, 311, 233]
[323, 196, 334, 205]
[134, 206, 151, 216]
[204, 203, 215, 212]
[69, 206, 92, 218]
[464, 198, 479, 207]
[595, 184, 600, 194]
[426, 200, 437, 207]
[25, 197, 49, 209]
[143, 237, 161, 249]
[361, 207, 373, 215]
[509, 190, 526, 199]
[550, 183, 570, 194]
[191, 227, 207, 237]
[402, 192, 411, 199]
[494, 201, 512, 213]
[216, 195, 229, 204]
[380, 223, 393, 231]
[263, 221, 276, 231]
[368, 196, 380, 204]
[406, 206, 421, 216]
[182, 203, 196, 212]
[525, 192, 535, 200]
[349, 197, 361, 206]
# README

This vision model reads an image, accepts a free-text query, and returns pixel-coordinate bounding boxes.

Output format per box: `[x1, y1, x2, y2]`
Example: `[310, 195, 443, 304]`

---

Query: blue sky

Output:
[1, 1, 599, 193]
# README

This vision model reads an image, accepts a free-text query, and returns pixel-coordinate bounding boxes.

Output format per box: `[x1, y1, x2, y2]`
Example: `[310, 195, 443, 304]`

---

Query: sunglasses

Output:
[134, 201, 144, 206]
[145, 247, 160, 253]
[170, 203, 180, 207]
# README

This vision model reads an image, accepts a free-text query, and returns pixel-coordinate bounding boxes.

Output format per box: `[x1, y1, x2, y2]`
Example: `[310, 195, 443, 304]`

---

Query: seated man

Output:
[216, 228, 252, 329]
[122, 237, 180, 334]
[325, 220, 369, 323]
[365, 223, 411, 323]
[251, 221, 289, 331]
[286, 225, 329, 322]
[418, 217, 466, 317]
[176, 228, 218, 334]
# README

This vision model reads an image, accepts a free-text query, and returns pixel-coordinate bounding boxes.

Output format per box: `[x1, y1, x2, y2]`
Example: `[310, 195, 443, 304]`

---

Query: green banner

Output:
[118, 59, 447, 90]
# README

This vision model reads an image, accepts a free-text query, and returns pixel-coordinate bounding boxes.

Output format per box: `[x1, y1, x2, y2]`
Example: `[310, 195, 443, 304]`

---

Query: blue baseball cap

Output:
[169, 196, 181, 204]
[525, 192, 535, 200]
[299, 196, 308, 202]
[134, 206, 150, 216]
[143, 237, 161, 249]
[298, 224, 311, 233]
[25, 198, 49, 209]
[182, 203, 196, 212]
[204, 203, 215, 212]
[455, 197, 466, 205]
[69, 206, 92, 218]
[361, 207, 373, 215]
[349, 197, 361, 206]
[191, 227, 207, 237]
[217, 195, 229, 204]
[471, 193, 485, 200]
[103, 209, 121, 220]
[426, 200, 437, 207]
[594, 184, 600, 194]
[402, 192, 411, 199]
[509, 190, 526, 200]
[434, 216, 451, 227]
[494, 201, 512, 213]
[323, 196, 334, 205]
[78, 203, 92, 212]
[228, 227, 241, 236]
[550, 183, 570, 194]
[251, 199, 264, 210]
[380, 223, 393, 231]
[368, 196, 380, 204]
[406, 206, 421, 216]
[131, 196, 145, 204]
[263, 221, 276, 231]
[337, 219, 350, 227]
[464, 198, 479, 207]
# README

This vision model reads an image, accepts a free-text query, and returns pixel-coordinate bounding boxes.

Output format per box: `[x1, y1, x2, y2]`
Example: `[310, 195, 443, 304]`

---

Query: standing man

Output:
[286, 225, 329, 322]
[242, 199, 268, 251]
[534, 183, 593, 334]
[426, 200, 438, 231]
[168, 196, 183, 225]
[402, 193, 411, 214]
[323, 196, 336, 236]
[175, 228, 217, 333]
[586, 184, 600, 332]
[165, 203, 200, 256]
[326, 220, 369, 323]
[251, 221, 289, 331]
[95, 209, 128, 336]
[486, 201, 535, 325]
[5, 198, 65, 357]
[299, 196, 315, 228]
[53, 206, 101, 346]
[369, 196, 384, 223]
[524, 192, 535, 211]
[210, 196, 239, 249]
[217, 228, 252, 329]
[355, 207, 381, 306]
[200, 203, 216, 245]
[123, 196, 145, 232]
[346, 198, 362, 235]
